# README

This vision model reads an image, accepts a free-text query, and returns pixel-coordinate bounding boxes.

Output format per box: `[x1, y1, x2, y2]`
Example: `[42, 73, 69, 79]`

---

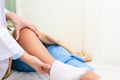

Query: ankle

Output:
[80, 70, 100, 80]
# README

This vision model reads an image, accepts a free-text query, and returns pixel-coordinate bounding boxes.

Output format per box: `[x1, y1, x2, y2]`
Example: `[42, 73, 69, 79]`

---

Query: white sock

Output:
[50, 61, 88, 80]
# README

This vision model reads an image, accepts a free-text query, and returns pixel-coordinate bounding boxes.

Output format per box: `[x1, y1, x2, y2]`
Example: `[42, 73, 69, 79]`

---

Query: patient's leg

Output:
[17, 28, 55, 65]
[16, 28, 101, 80]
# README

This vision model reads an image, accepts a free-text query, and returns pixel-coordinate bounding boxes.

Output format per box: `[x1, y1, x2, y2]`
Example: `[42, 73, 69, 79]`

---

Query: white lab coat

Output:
[0, 0, 24, 79]
[0, 0, 24, 61]
[0, 27, 24, 61]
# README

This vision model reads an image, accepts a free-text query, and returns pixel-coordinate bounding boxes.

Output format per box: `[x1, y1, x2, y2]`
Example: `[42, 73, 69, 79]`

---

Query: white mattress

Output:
[5, 61, 120, 80]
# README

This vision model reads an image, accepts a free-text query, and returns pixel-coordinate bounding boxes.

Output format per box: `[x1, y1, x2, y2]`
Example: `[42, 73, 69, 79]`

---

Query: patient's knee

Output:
[20, 28, 33, 34]
[13, 28, 35, 40]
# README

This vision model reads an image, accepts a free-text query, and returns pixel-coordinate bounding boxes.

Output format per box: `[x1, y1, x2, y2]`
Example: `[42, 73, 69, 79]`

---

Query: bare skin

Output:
[14, 28, 100, 80]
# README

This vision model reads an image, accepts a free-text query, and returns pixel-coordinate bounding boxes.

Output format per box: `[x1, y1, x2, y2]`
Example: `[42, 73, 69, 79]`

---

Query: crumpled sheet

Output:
[6, 61, 120, 80]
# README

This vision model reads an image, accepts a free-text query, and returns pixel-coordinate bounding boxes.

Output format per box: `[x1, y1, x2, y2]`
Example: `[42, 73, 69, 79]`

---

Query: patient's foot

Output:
[50, 61, 102, 80]
[50, 61, 89, 80]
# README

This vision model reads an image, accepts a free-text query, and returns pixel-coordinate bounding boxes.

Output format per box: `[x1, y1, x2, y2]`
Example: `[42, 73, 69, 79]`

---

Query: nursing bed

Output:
[5, 61, 120, 80]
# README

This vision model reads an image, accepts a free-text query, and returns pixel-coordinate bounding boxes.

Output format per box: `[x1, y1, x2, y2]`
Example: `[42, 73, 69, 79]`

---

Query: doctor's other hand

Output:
[21, 52, 51, 74]
[6, 12, 40, 40]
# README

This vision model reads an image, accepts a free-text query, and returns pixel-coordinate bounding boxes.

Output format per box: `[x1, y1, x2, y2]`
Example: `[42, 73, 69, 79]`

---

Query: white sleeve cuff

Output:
[11, 49, 25, 60]
[5, 9, 9, 14]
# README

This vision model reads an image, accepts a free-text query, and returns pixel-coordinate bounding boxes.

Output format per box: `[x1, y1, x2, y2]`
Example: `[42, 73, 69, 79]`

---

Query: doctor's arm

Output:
[1, 9, 51, 73]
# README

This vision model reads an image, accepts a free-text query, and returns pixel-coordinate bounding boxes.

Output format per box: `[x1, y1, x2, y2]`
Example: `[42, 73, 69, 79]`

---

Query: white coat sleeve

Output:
[5, 8, 9, 14]
[0, 27, 24, 61]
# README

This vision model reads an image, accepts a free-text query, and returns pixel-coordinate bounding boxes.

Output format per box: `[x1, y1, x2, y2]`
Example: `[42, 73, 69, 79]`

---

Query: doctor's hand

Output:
[21, 52, 51, 74]
[6, 12, 40, 40]
[13, 16, 40, 40]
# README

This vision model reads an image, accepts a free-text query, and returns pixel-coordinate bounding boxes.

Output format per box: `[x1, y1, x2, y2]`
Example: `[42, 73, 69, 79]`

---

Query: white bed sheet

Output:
[87, 61, 120, 80]
[5, 61, 120, 80]
[5, 71, 50, 80]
